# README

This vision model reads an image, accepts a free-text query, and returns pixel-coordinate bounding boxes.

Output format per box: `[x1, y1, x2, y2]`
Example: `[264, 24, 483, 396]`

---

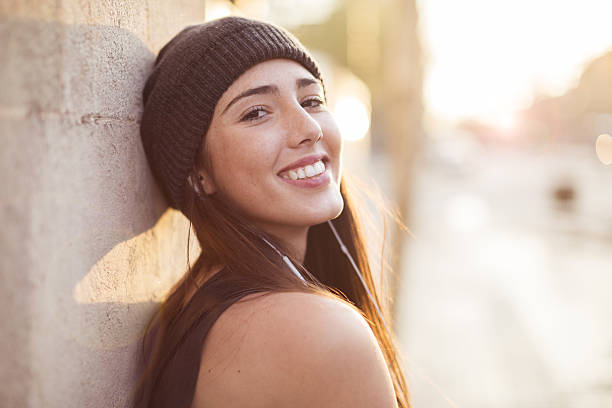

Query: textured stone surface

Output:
[0, 1, 205, 406]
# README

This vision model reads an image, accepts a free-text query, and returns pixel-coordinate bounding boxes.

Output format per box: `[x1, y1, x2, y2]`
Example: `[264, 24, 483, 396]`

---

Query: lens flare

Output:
[333, 96, 370, 141]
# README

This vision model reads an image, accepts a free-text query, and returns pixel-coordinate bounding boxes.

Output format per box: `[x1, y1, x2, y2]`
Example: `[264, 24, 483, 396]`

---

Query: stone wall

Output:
[0, 1, 205, 406]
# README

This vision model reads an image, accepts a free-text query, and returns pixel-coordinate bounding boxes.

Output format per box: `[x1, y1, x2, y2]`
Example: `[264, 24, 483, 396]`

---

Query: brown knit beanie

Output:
[140, 16, 324, 213]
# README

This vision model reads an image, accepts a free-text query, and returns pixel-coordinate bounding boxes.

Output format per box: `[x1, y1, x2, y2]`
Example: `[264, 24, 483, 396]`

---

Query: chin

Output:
[305, 196, 345, 226]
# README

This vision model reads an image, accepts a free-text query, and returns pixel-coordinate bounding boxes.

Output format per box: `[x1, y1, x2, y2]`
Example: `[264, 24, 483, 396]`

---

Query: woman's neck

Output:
[260, 224, 310, 264]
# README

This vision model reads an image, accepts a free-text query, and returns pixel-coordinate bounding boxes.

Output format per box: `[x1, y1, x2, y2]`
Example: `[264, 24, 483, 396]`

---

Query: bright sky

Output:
[417, 0, 612, 126]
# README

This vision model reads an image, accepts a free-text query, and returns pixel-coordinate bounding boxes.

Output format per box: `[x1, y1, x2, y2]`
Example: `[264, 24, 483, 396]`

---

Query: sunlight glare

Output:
[490, 112, 516, 132]
[418, 0, 612, 124]
[205, 0, 233, 21]
[333, 96, 371, 141]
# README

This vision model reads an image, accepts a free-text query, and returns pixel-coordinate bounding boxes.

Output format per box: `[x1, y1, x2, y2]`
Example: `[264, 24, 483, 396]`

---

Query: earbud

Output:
[188, 173, 204, 195]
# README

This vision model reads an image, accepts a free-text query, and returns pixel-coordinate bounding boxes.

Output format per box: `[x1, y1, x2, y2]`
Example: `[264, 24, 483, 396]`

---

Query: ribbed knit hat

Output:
[140, 16, 324, 213]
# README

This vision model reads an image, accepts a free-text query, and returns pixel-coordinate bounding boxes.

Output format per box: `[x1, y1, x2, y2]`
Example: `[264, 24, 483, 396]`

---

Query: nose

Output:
[286, 103, 323, 147]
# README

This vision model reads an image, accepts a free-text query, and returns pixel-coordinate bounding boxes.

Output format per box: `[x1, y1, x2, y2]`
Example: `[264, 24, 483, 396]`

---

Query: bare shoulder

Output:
[191, 291, 397, 408]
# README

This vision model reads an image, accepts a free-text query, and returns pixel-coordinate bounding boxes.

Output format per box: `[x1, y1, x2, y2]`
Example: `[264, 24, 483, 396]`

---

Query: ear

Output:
[196, 168, 217, 195]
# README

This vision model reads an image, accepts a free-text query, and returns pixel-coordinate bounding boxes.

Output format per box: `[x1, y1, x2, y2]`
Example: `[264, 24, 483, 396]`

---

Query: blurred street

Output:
[395, 140, 612, 408]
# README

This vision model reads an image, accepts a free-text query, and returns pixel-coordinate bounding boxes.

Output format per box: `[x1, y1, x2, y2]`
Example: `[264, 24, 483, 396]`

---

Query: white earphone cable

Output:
[326, 220, 392, 338]
[260, 235, 307, 282]
[259, 222, 392, 338]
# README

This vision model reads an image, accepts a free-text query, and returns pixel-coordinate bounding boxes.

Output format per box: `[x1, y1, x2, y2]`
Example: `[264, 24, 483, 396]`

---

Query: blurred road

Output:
[394, 140, 612, 408]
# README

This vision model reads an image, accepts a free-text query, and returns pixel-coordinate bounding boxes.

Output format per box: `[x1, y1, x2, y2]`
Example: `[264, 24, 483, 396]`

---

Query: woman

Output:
[134, 16, 410, 408]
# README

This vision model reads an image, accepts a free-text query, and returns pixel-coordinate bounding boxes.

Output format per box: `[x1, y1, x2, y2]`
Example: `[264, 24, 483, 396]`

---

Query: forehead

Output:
[218, 59, 319, 101]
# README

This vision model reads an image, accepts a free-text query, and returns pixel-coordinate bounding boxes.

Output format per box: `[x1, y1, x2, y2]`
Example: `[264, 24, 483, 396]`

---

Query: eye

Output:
[302, 96, 325, 109]
[240, 106, 268, 122]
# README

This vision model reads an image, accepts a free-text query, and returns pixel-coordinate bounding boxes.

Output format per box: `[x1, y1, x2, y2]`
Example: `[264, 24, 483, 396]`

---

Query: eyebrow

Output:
[221, 77, 323, 115]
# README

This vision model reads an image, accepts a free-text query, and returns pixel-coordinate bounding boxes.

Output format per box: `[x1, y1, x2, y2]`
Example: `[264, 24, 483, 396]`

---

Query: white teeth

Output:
[281, 159, 326, 180]
[305, 165, 315, 177]
[314, 161, 325, 173]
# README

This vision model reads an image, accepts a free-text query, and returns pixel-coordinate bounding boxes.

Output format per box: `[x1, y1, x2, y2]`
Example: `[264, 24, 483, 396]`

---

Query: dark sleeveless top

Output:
[136, 268, 260, 408]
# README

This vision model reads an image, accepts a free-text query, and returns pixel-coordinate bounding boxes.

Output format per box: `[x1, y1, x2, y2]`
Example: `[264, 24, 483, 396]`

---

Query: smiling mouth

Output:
[278, 159, 327, 180]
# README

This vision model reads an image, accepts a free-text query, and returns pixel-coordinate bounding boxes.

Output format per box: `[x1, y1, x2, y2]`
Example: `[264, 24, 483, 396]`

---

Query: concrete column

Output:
[379, 0, 423, 316]
[0, 1, 205, 406]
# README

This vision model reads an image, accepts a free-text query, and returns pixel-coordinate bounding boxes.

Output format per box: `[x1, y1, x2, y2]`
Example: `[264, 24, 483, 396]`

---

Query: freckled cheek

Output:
[216, 139, 276, 186]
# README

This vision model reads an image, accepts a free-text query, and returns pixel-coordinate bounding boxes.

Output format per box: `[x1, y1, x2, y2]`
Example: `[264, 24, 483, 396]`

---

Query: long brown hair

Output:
[131, 158, 410, 407]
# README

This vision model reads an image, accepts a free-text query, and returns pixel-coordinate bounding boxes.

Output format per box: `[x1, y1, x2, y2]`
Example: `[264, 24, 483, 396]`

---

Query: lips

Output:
[278, 166, 331, 188]
[276, 153, 332, 189]
[279, 159, 325, 180]
[277, 153, 328, 175]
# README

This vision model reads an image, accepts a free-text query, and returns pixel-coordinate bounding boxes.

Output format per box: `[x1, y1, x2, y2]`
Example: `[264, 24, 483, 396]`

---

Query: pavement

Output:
[394, 140, 612, 408]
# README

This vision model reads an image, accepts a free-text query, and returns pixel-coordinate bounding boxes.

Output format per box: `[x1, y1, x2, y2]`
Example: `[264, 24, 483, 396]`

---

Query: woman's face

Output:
[199, 59, 344, 239]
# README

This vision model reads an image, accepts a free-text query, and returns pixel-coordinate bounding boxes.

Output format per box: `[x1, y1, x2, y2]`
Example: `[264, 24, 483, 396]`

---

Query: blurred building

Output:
[521, 51, 612, 144]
